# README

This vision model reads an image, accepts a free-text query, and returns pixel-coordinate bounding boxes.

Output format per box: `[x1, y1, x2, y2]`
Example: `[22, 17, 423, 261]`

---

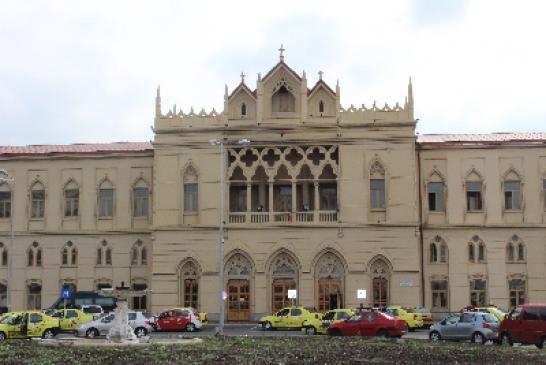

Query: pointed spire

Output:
[407, 76, 414, 119]
[335, 79, 340, 94]
[258, 72, 262, 82]
[279, 44, 285, 62]
[223, 84, 229, 114]
[155, 85, 162, 117]
[302, 70, 306, 80]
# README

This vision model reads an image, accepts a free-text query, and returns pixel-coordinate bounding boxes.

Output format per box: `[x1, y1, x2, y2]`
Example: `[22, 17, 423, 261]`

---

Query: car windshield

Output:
[322, 312, 335, 321]
[0, 315, 16, 324]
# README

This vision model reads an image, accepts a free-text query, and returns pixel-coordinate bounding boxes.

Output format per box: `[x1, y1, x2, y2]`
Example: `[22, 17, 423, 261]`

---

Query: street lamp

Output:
[209, 138, 250, 335]
[0, 169, 14, 311]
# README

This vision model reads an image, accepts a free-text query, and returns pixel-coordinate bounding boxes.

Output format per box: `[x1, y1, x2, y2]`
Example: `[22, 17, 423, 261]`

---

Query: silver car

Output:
[429, 312, 499, 344]
[75, 311, 153, 338]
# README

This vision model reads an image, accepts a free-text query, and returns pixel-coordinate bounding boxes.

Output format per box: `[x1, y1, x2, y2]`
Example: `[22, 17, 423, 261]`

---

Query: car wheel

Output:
[305, 326, 317, 335]
[134, 327, 147, 338]
[186, 323, 196, 332]
[500, 332, 513, 346]
[472, 332, 485, 345]
[377, 329, 388, 338]
[0, 332, 6, 341]
[86, 328, 99, 339]
[536, 337, 546, 349]
[429, 331, 441, 342]
[42, 329, 55, 339]
[264, 321, 273, 331]
[329, 329, 342, 336]
[408, 326, 415, 332]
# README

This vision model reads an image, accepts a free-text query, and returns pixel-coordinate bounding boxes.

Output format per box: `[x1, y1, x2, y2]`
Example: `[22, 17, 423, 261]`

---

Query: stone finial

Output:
[240, 71, 246, 83]
[279, 44, 285, 62]
[257, 73, 262, 82]
[155, 85, 162, 117]
[318, 70, 324, 80]
[302, 70, 306, 79]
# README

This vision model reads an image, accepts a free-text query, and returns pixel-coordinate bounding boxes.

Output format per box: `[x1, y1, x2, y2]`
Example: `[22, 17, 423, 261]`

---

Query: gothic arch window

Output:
[272, 84, 295, 113]
[97, 240, 112, 266]
[131, 240, 147, 266]
[229, 166, 247, 213]
[251, 166, 269, 212]
[241, 103, 247, 116]
[370, 160, 386, 210]
[478, 242, 486, 262]
[132, 179, 149, 218]
[0, 242, 7, 266]
[63, 180, 79, 217]
[0, 183, 12, 218]
[179, 259, 200, 308]
[98, 179, 114, 218]
[273, 165, 292, 214]
[27, 241, 42, 267]
[315, 251, 345, 311]
[30, 181, 45, 219]
[430, 236, 448, 263]
[507, 235, 525, 262]
[427, 172, 445, 212]
[183, 165, 198, 213]
[468, 242, 475, 262]
[226, 253, 252, 278]
[503, 170, 522, 210]
[61, 241, 77, 266]
[465, 170, 483, 211]
[430, 242, 438, 263]
[319, 100, 325, 114]
[369, 256, 392, 308]
[319, 165, 337, 212]
[270, 251, 298, 312]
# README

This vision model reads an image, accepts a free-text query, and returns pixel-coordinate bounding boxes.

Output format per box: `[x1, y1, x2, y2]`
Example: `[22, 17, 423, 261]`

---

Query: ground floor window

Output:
[509, 278, 525, 308]
[0, 283, 6, 307]
[183, 279, 199, 308]
[431, 280, 448, 308]
[470, 279, 487, 306]
[27, 283, 41, 310]
[132, 283, 147, 310]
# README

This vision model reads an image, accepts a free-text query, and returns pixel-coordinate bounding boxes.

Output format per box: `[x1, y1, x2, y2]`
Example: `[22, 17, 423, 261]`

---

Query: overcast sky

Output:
[1, 0, 545, 146]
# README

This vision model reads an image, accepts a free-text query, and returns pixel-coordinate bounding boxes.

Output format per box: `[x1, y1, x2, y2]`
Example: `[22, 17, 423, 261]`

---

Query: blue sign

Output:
[61, 287, 73, 300]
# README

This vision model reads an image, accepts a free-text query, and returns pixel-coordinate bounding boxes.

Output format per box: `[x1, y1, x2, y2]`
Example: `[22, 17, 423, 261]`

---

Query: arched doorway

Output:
[269, 251, 298, 312]
[225, 253, 252, 321]
[369, 256, 392, 308]
[315, 251, 345, 312]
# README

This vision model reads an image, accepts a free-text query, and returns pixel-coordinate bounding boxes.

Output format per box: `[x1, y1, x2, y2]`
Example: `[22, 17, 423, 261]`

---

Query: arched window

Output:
[183, 165, 198, 213]
[319, 100, 325, 114]
[468, 243, 475, 262]
[241, 103, 247, 116]
[131, 240, 147, 266]
[0, 183, 11, 218]
[506, 241, 515, 262]
[431, 236, 448, 263]
[370, 160, 386, 210]
[61, 241, 77, 266]
[97, 240, 112, 266]
[272, 84, 295, 113]
[132, 179, 149, 218]
[478, 242, 486, 262]
[0, 242, 7, 266]
[517, 242, 525, 261]
[439, 241, 448, 263]
[98, 179, 114, 218]
[0, 282, 6, 307]
[429, 243, 438, 263]
[30, 181, 45, 218]
[27, 241, 42, 267]
[63, 180, 79, 217]
[508, 235, 525, 262]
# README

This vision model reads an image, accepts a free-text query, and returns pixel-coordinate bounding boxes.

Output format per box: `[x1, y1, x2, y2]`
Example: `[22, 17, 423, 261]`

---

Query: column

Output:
[246, 182, 251, 222]
[314, 181, 320, 222]
[269, 182, 274, 222]
[291, 181, 297, 220]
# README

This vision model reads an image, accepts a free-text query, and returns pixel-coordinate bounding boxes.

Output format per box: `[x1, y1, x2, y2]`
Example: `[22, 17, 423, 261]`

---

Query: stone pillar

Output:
[269, 182, 274, 221]
[314, 181, 320, 221]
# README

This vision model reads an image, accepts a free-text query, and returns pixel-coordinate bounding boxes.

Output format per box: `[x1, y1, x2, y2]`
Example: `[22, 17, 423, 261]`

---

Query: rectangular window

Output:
[229, 185, 247, 212]
[431, 280, 448, 308]
[133, 188, 149, 217]
[31, 190, 45, 218]
[319, 183, 337, 210]
[466, 182, 482, 211]
[64, 189, 79, 217]
[98, 189, 114, 217]
[27, 284, 42, 310]
[509, 279, 525, 308]
[184, 183, 198, 212]
[370, 179, 385, 209]
[470, 279, 487, 306]
[428, 182, 444, 211]
[504, 181, 521, 210]
[132, 283, 147, 310]
[0, 191, 11, 218]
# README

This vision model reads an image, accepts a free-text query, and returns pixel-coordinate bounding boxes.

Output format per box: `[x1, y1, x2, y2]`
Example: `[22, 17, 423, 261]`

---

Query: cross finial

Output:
[318, 70, 324, 80]
[240, 71, 245, 83]
[279, 44, 285, 61]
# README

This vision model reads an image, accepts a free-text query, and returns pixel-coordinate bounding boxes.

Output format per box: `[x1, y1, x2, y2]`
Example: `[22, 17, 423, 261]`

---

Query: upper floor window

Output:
[318, 165, 337, 211]
[131, 240, 147, 266]
[96, 240, 112, 266]
[241, 103, 247, 116]
[0, 242, 7, 266]
[98, 180, 114, 218]
[272, 84, 295, 113]
[0, 184, 11, 218]
[504, 179, 521, 210]
[61, 241, 77, 266]
[465, 181, 483, 211]
[27, 241, 42, 267]
[132, 180, 149, 218]
[507, 235, 525, 262]
[319, 100, 325, 114]
[30, 182, 45, 219]
[370, 160, 386, 210]
[543, 178, 546, 210]
[430, 236, 448, 263]
[183, 166, 198, 213]
[428, 181, 445, 212]
[468, 235, 485, 262]
[64, 180, 79, 217]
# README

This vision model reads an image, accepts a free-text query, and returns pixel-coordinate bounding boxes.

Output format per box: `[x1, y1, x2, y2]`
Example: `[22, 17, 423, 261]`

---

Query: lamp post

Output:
[0, 169, 14, 310]
[209, 138, 250, 335]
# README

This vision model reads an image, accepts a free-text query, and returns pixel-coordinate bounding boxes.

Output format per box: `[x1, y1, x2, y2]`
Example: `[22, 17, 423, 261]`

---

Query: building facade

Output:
[1, 53, 545, 319]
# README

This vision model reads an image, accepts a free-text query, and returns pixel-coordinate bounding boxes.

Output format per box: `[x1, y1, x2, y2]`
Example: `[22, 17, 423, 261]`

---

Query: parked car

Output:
[327, 310, 407, 337]
[50, 308, 93, 331]
[154, 308, 202, 332]
[0, 311, 60, 341]
[498, 304, 546, 348]
[80, 305, 104, 320]
[411, 307, 433, 327]
[259, 306, 321, 330]
[75, 311, 152, 338]
[385, 305, 423, 331]
[429, 312, 499, 344]
[49, 291, 117, 312]
[302, 308, 353, 335]
[461, 305, 506, 321]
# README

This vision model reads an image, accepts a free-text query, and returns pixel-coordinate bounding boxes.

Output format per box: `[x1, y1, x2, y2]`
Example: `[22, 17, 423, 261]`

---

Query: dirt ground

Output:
[1, 336, 545, 365]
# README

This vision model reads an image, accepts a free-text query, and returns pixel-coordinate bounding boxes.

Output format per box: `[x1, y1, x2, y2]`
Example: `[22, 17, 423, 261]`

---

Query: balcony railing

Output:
[251, 212, 269, 223]
[228, 212, 246, 224]
[295, 212, 314, 222]
[228, 211, 338, 224]
[319, 211, 338, 222]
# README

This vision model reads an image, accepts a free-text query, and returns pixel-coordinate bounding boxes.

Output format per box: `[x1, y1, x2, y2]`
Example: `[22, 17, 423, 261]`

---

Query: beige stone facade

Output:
[1, 53, 545, 319]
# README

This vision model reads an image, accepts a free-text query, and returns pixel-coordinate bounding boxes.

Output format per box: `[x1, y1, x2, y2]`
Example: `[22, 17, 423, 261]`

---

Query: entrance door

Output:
[372, 277, 388, 308]
[318, 279, 343, 312]
[227, 279, 250, 321]
[272, 278, 296, 312]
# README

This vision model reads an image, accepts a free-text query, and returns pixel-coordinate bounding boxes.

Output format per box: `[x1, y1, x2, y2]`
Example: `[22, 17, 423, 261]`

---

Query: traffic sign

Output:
[61, 286, 73, 300]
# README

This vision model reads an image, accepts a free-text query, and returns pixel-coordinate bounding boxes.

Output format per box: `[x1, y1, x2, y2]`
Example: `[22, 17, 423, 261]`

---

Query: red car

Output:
[327, 310, 407, 337]
[154, 308, 202, 332]
[499, 304, 546, 348]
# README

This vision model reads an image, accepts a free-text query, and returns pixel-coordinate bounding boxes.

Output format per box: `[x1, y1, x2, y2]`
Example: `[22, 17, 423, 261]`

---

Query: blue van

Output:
[49, 291, 117, 312]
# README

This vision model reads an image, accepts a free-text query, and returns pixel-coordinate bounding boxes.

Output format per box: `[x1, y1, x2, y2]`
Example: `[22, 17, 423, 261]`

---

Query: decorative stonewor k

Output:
[99, 283, 150, 344]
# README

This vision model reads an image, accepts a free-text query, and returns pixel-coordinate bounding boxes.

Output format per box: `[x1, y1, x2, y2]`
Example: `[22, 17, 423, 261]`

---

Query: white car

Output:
[75, 311, 153, 338]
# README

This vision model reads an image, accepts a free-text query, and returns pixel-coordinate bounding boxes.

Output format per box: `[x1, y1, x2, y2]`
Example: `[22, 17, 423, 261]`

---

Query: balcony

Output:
[228, 210, 338, 225]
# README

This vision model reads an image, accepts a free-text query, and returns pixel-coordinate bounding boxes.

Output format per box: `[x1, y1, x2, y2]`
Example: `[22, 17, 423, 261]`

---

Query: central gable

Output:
[262, 62, 304, 119]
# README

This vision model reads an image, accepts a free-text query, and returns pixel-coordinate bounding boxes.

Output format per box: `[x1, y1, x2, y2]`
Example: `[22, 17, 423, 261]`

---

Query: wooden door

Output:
[372, 277, 388, 308]
[318, 279, 343, 312]
[272, 278, 296, 312]
[227, 279, 250, 321]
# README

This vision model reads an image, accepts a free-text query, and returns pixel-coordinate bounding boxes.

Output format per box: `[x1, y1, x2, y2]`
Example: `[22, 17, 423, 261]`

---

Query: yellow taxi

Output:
[462, 305, 506, 321]
[302, 308, 354, 335]
[259, 306, 321, 330]
[386, 305, 423, 331]
[50, 308, 94, 331]
[0, 311, 60, 340]
[410, 307, 433, 327]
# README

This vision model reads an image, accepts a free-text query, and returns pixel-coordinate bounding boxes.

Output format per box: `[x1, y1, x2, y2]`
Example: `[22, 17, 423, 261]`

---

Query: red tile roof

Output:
[418, 133, 546, 146]
[0, 142, 153, 157]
